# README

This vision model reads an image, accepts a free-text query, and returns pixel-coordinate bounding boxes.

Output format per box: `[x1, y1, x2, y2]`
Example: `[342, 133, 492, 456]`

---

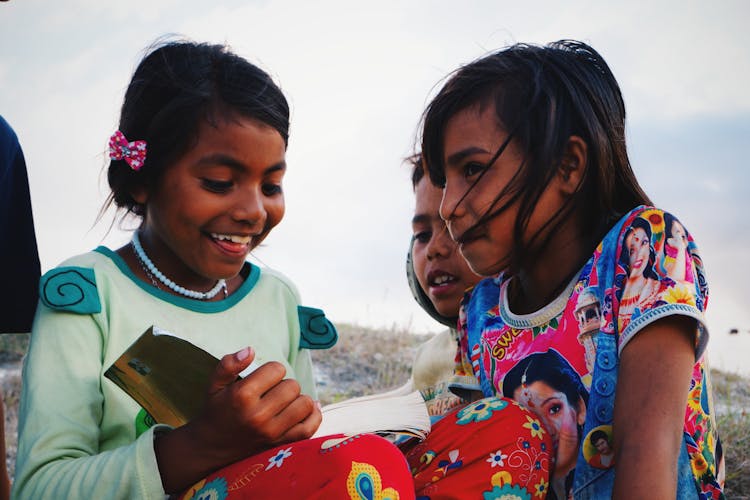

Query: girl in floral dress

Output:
[418, 40, 724, 499]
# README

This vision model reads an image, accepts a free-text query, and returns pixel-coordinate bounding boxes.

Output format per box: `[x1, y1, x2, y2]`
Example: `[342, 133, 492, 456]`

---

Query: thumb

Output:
[207, 347, 255, 395]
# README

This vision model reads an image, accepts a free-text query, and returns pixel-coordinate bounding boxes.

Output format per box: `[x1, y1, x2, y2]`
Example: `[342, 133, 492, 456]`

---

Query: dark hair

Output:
[105, 39, 290, 217]
[407, 152, 425, 189]
[589, 429, 609, 445]
[502, 349, 589, 408]
[620, 216, 659, 280]
[421, 40, 651, 276]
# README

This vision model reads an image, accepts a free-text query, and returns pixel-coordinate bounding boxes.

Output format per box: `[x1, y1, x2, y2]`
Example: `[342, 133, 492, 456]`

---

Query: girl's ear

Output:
[558, 135, 588, 195]
[130, 184, 148, 206]
[576, 395, 588, 426]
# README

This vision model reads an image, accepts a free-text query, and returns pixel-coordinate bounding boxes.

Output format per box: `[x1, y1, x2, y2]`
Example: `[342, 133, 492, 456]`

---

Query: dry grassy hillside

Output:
[1, 328, 748, 497]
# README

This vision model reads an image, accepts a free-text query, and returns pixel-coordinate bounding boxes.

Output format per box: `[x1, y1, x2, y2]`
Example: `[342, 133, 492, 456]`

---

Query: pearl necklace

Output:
[131, 232, 227, 300]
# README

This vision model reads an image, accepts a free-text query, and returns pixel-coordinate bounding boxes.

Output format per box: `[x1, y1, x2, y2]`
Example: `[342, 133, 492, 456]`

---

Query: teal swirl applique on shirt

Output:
[134, 408, 156, 438]
[297, 306, 338, 349]
[39, 267, 101, 314]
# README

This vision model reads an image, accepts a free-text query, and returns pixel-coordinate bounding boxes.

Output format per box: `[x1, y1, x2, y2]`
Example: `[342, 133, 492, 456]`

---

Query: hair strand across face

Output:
[420, 40, 652, 281]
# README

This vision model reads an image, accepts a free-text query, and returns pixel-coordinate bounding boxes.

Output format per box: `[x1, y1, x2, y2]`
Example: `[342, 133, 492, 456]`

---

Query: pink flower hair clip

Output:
[109, 130, 147, 171]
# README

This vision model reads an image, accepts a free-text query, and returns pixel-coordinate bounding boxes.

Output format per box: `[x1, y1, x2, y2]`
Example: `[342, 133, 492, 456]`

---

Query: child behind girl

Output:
[420, 40, 724, 498]
[13, 40, 414, 499]
[398, 155, 553, 499]
[404, 153, 482, 415]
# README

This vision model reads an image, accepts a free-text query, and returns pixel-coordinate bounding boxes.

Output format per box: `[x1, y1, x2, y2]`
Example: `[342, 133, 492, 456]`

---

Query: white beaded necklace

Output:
[131, 232, 227, 300]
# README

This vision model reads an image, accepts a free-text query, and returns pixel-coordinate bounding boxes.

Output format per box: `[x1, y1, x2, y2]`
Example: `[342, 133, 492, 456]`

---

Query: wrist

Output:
[154, 423, 222, 494]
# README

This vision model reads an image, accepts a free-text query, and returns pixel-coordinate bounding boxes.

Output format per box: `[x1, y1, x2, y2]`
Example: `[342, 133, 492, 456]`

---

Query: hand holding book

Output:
[105, 326, 430, 440]
[147, 337, 320, 493]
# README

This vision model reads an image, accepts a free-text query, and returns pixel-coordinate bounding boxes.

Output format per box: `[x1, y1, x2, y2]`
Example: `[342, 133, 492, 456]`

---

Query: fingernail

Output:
[236, 347, 252, 361]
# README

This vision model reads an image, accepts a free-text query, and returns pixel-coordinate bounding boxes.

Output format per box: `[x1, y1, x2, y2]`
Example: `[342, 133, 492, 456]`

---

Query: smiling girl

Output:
[13, 40, 413, 499]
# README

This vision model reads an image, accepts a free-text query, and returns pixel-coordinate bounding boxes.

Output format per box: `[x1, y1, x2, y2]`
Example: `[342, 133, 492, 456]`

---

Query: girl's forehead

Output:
[412, 180, 442, 227]
[443, 107, 510, 158]
[165, 116, 286, 178]
[414, 178, 442, 204]
[526, 380, 570, 398]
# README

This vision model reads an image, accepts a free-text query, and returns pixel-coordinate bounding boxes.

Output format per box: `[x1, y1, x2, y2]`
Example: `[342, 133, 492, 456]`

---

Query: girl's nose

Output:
[439, 183, 466, 233]
[232, 189, 266, 228]
[427, 225, 453, 260]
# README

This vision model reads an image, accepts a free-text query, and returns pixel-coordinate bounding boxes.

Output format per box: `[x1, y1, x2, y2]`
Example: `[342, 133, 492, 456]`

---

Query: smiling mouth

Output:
[209, 233, 252, 254]
[430, 273, 457, 287]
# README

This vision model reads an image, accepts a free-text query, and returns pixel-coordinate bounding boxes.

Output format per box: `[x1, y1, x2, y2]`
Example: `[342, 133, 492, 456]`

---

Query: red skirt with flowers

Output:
[403, 397, 552, 499]
[176, 397, 551, 499]
[176, 433, 414, 500]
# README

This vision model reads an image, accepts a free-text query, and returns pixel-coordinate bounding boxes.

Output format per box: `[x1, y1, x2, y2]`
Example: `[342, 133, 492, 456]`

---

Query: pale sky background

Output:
[2, 0, 749, 374]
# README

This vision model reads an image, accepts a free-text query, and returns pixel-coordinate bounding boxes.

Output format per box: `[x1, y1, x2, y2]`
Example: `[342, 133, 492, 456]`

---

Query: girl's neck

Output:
[507, 222, 589, 315]
[116, 231, 241, 301]
[131, 231, 227, 300]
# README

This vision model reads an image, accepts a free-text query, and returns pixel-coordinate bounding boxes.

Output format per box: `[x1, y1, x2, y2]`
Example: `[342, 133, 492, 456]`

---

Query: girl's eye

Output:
[463, 162, 487, 178]
[414, 230, 432, 244]
[262, 183, 282, 196]
[202, 179, 233, 193]
[549, 403, 562, 415]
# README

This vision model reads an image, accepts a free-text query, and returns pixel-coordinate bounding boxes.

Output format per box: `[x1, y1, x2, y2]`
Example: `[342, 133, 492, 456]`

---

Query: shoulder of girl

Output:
[38, 252, 103, 314]
[621, 205, 679, 228]
[257, 266, 301, 300]
[297, 305, 338, 350]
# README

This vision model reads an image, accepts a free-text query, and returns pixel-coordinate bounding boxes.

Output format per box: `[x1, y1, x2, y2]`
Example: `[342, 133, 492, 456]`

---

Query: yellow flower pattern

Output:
[346, 461, 400, 500]
[691, 452, 709, 476]
[664, 282, 696, 307]
[533, 478, 549, 498]
[522, 415, 546, 440]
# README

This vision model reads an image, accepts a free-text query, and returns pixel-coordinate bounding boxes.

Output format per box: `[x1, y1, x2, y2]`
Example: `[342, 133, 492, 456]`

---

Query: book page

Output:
[313, 390, 430, 439]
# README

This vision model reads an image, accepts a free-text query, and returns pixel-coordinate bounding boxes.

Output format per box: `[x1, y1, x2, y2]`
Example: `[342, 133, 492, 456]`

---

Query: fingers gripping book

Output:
[104, 326, 431, 439]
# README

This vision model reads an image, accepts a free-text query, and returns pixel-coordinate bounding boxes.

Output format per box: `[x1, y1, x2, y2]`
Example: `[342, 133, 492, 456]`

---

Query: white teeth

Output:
[433, 275, 454, 285]
[211, 233, 251, 244]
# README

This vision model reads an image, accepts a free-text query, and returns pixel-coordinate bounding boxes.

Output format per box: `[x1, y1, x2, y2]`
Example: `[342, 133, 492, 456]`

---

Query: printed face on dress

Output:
[668, 219, 687, 250]
[133, 115, 286, 290]
[412, 176, 481, 317]
[513, 379, 585, 476]
[439, 105, 568, 277]
[593, 437, 612, 455]
[625, 227, 650, 278]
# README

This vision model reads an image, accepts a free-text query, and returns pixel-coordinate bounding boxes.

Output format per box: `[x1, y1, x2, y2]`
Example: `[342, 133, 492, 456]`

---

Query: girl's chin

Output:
[460, 247, 503, 276]
[467, 260, 502, 277]
[204, 262, 246, 282]
[430, 299, 461, 319]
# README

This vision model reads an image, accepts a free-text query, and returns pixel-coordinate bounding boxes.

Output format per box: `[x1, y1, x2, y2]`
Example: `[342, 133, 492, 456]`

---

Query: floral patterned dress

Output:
[454, 206, 724, 499]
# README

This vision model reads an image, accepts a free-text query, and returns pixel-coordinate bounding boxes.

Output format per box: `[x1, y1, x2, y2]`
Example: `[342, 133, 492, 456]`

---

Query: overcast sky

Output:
[2, 0, 749, 373]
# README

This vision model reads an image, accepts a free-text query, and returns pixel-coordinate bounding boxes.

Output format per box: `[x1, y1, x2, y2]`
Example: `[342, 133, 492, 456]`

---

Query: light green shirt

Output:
[13, 247, 324, 499]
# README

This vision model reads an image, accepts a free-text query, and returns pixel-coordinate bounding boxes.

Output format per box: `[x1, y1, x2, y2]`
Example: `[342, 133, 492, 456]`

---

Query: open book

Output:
[104, 326, 431, 439]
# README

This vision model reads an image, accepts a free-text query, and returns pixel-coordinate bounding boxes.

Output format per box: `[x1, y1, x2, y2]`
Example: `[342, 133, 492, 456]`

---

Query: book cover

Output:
[104, 326, 218, 428]
[105, 326, 431, 438]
